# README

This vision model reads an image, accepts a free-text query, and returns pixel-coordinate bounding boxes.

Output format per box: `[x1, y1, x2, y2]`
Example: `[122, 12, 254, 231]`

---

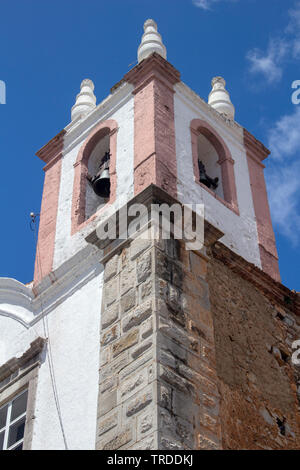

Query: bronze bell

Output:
[87, 151, 111, 198]
[90, 168, 110, 198]
[198, 160, 219, 190]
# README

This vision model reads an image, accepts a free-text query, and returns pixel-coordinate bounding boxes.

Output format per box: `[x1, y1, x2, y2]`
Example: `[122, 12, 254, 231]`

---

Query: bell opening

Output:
[197, 133, 223, 199]
[85, 133, 111, 220]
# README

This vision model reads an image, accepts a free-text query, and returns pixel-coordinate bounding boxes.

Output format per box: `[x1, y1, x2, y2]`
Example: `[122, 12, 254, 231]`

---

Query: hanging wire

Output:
[30, 212, 69, 450]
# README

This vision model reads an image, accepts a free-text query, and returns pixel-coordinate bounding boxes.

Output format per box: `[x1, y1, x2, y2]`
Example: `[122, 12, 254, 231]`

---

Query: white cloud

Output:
[268, 106, 300, 159]
[266, 162, 300, 244]
[287, 2, 300, 58]
[247, 40, 288, 84]
[192, 0, 235, 10]
[266, 107, 300, 244]
[192, 0, 219, 9]
[247, 2, 300, 84]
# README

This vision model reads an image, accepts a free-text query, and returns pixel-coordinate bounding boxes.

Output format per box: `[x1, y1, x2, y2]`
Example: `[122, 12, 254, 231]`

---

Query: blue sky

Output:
[0, 0, 299, 290]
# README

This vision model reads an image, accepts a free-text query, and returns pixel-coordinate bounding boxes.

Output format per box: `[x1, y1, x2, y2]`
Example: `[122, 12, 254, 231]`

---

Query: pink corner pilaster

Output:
[125, 53, 180, 199]
[244, 128, 280, 282]
[34, 130, 66, 285]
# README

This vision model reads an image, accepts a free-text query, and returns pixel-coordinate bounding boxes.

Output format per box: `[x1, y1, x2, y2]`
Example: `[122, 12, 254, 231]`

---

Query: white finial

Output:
[208, 77, 235, 120]
[137, 19, 167, 63]
[71, 79, 96, 121]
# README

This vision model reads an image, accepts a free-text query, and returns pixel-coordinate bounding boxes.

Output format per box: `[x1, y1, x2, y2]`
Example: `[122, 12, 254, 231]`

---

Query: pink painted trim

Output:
[71, 119, 118, 235]
[190, 119, 239, 214]
[125, 53, 180, 199]
[244, 129, 280, 282]
[34, 130, 65, 285]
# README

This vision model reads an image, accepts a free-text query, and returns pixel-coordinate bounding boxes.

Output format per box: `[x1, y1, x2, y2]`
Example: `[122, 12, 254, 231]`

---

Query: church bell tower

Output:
[1, 19, 299, 451]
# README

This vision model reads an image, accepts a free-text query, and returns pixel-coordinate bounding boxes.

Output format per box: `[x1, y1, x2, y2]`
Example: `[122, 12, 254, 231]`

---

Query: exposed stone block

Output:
[158, 382, 172, 411]
[101, 324, 119, 346]
[130, 238, 152, 260]
[120, 368, 148, 402]
[172, 390, 199, 424]
[159, 364, 195, 396]
[138, 412, 153, 435]
[131, 340, 153, 360]
[112, 329, 139, 357]
[98, 412, 118, 436]
[159, 436, 183, 450]
[104, 254, 119, 282]
[189, 252, 207, 279]
[198, 434, 220, 450]
[122, 300, 152, 332]
[126, 390, 153, 417]
[156, 250, 172, 282]
[101, 428, 132, 450]
[129, 435, 156, 450]
[98, 389, 117, 417]
[120, 265, 136, 295]
[99, 352, 129, 382]
[99, 375, 118, 394]
[140, 279, 152, 300]
[101, 303, 119, 329]
[120, 289, 136, 314]
[105, 278, 119, 307]
[141, 318, 153, 339]
[119, 354, 153, 383]
[137, 252, 152, 283]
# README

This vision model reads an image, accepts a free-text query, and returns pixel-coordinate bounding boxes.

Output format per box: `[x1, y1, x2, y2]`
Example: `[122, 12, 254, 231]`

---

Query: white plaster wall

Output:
[0, 261, 103, 450]
[174, 82, 261, 267]
[53, 83, 135, 270]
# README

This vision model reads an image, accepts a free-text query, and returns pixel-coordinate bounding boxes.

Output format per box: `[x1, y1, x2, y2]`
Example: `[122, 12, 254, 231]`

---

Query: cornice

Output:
[0, 245, 103, 328]
[36, 130, 66, 167]
[243, 128, 270, 165]
[0, 338, 46, 383]
[124, 52, 181, 90]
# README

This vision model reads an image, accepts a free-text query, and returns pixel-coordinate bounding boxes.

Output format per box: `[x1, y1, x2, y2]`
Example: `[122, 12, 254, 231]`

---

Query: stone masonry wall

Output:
[95, 221, 300, 450]
[96, 230, 221, 450]
[208, 248, 300, 450]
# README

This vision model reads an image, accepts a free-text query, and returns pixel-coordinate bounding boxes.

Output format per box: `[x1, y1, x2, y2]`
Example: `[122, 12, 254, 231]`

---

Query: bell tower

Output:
[17, 19, 299, 450]
[34, 18, 280, 287]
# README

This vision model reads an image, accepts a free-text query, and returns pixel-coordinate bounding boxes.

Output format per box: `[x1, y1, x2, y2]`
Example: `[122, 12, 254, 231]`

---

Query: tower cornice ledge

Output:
[85, 184, 224, 260]
[243, 128, 270, 165]
[36, 129, 66, 168]
[123, 52, 181, 92]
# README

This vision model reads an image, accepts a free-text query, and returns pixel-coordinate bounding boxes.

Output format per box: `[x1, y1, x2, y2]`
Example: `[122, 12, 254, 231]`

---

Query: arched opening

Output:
[71, 119, 118, 234]
[190, 119, 238, 213]
[85, 132, 110, 220]
[197, 133, 224, 199]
